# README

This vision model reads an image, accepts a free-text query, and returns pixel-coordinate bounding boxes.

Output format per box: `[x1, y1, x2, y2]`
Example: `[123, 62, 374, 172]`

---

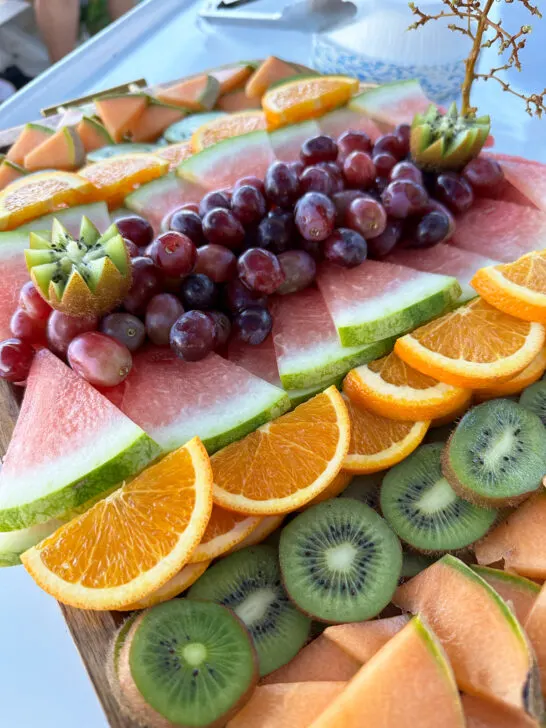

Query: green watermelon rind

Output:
[0, 519, 63, 567]
[287, 376, 343, 408]
[349, 79, 425, 121]
[0, 433, 161, 532]
[16, 202, 111, 233]
[334, 278, 461, 348]
[268, 120, 321, 161]
[124, 172, 184, 212]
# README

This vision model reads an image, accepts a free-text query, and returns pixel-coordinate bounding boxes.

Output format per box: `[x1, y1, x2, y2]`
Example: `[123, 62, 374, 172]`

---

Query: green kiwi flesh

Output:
[339, 473, 381, 509]
[520, 381, 546, 427]
[279, 498, 402, 623]
[188, 545, 310, 677]
[119, 600, 258, 728]
[443, 399, 546, 507]
[381, 443, 497, 552]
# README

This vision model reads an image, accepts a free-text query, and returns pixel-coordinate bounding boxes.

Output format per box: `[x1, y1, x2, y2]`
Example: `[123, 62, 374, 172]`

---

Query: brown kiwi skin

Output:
[116, 604, 259, 728]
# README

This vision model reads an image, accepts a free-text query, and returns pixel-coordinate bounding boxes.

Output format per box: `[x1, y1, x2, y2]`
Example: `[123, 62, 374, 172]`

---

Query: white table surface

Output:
[1, 1, 546, 727]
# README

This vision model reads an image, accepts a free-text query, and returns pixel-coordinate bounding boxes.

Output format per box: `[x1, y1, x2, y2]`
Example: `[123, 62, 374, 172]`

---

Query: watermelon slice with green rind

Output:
[17, 201, 111, 235]
[0, 350, 161, 531]
[317, 106, 381, 141]
[125, 173, 205, 233]
[349, 79, 433, 128]
[271, 287, 395, 390]
[317, 260, 461, 347]
[488, 153, 546, 212]
[0, 519, 63, 567]
[104, 347, 290, 454]
[269, 120, 321, 162]
[177, 131, 275, 190]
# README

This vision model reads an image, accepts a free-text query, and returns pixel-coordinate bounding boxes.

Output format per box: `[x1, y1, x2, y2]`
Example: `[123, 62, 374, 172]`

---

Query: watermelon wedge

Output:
[0, 519, 62, 567]
[269, 120, 321, 162]
[177, 131, 275, 190]
[125, 174, 205, 233]
[104, 347, 290, 454]
[18, 201, 111, 235]
[451, 198, 546, 262]
[0, 350, 161, 531]
[384, 244, 499, 302]
[271, 287, 394, 390]
[349, 80, 434, 128]
[317, 260, 461, 347]
[488, 153, 546, 212]
[317, 106, 381, 141]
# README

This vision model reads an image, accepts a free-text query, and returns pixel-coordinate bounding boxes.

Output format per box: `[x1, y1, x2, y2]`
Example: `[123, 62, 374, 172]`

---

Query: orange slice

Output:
[229, 515, 284, 551]
[116, 560, 210, 611]
[189, 505, 261, 563]
[304, 470, 353, 508]
[343, 395, 429, 474]
[212, 386, 350, 515]
[191, 110, 267, 153]
[472, 251, 546, 324]
[79, 153, 168, 208]
[0, 171, 93, 230]
[156, 141, 193, 171]
[475, 348, 546, 402]
[344, 351, 472, 422]
[395, 298, 545, 389]
[21, 438, 213, 610]
[262, 75, 359, 129]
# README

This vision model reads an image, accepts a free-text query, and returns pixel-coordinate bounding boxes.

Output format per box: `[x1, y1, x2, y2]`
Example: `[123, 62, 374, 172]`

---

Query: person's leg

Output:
[34, 0, 80, 63]
[107, 0, 134, 20]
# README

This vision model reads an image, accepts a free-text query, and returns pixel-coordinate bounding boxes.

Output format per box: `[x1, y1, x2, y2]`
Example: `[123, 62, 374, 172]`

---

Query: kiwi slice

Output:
[86, 143, 158, 162]
[520, 381, 546, 426]
[381, 443, 497, 553]
[279, 498, 402, 623]
[188, 545, 310, 677]
[443, 399, 546, 507]
[163, 112, 227, 143]
[339, 473, 381, 509]
[116, 600, 258, 728]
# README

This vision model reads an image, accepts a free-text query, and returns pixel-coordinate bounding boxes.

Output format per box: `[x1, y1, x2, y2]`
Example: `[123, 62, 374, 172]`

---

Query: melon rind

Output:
[125, 173, 204, 232]
[287, 376, 343, 407]
[0, 519, 63, 567]
[349, 79, 429, 125]
[268, 120, 321, 162]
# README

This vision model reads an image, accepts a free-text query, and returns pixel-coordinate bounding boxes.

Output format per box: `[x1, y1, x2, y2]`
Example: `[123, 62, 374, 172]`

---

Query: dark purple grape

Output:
[234, 306, 272, 345]
[0, 338, 35, 383]
[123, 237, 140, 259]
[180, 273, 218, 310]
[463, 157, 504, 196]
[299, 166, 333, 195]
[123, 257, 162, 316]
[170, 310, 215, 362]
[347, 196, 388, 239]
[145, 293, 184, 346]
[425, 199, 456, 238]
[394, 123, 411, 152]
[373, 133, 404, 160]
[257, 216, 292, 254]
[323, 228, 367, 268]
[149, 231, 197, 278]
[294, 192, 336, 242]
[289, 160, 305, 178]
[233, 176, 265, 196]
[277, 250, 316, 295]
[115, 216, 153, 248]
[373, 153, 397, 178]
[319, 161, 344, 193]
[238, 248, 285, 294]
[435, 173, 474, 214]
[100, 313, 146, 352]
[408, 211, 452, 248]
[390, 161, 423, 185]
[169, 209, 204, 245]
[300, 135, 338, 165]
[202, 208, 245, 249]
[224, 279, 268, 313]
[367, 219, 404, 259]
[337, 129, 373, 159]
[298, 237, 323, 261]
[382, 180, 429, 219]
[195, 244, 237, 282]
[333, 190, 366, 226]
[231, 185, 267, 226]
[199, 190, 231, 217]
[342, 151, 376, 189]
[375, 177, 389, 194]
[264, 161, 300, 208]
[206, 310, 232, 350]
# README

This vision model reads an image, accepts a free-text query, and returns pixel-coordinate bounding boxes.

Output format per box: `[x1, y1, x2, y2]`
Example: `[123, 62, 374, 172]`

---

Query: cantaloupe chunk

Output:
[227, 682, 347, 728]
[523, 582, 546, 696]
[471, 566, 540, 624]
[212, 63, 253, 95]
[245, 56, 298, 99]
[474, 491, 546, 579]
[310, 616, 465, 728]
[24, 127, 84, 172]
[130, 102, 185, 143]
[323, 615, 409, 664]
[6, 123, 54, 166]
[156, 74, 220, 111]
[0, 161, 26, 191]
[260, 635, 361, 685]
[394, 555, 543, 718]
[217, 89, 262, 113]
[95, 94, 148, 143]
[76, 117, 113, 153]
[463, 694, 540, 728]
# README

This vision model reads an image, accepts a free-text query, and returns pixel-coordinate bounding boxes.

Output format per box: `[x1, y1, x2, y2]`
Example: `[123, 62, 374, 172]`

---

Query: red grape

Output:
[257, 216, 292, 254]
[294, 192, 336, 242]
[10, 309, 46, 346]
[373, 153, 397, 178]
[289, 160, 304, 178]
[195, 244, 237, 283]
[68, 332, 132, 387]
[373, 133, 404, 159]
[123, 237, 140, 258]
[224, 279, 268, 313]
[299, 166, 333, 195]
[0, 338, 34, 383]
[180, 202, 200, 214]
[394, 123, 411, 152]
[367, 219, 404, 259]
[232, 185, 267, 226]
[463, 157, 504, 196]
[435, 173, 474, 214]
[409, 211, 451, 248]
[277, 250, 316, 294]
[233, 176, 265, 196]
[234, 306, 272, 345]
[100, 313, 146, 352]
[342, 151, 376, 188]
[390, 161, 423, 185]
[19, 281, 51, 321]
[202, 208, 245, 249]
[115, 216, 153, 249]
[47, 311, 98, 357]
[206, 310, 232, 349]
[170, 310, 215, 362]
[425, 199, 456, 238]
[319, 161, 344, 192]
[337, 130, 372, 159]
[238, 248, 285, 294]
[323, 228, 367, 268]
[375, 176, 389, 194]
[180, 273, 218, 310]
[300, 135, 338, 165]
[169, 209, 204, 245]
[264, 162, 300, 208]
[123, 257, 162, 315]
[149, 231, 197, 278]
[298, 237, 323, 261]
[145, 293, 184, 346]
[382, 180, 429, 218]
[333, 190, 366, 226]
[347, 196, 388, 239]
[199, 190, 231, 217]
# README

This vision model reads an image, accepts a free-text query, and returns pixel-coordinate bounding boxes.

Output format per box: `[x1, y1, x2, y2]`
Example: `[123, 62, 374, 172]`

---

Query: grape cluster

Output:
[0, 128, 505, 387]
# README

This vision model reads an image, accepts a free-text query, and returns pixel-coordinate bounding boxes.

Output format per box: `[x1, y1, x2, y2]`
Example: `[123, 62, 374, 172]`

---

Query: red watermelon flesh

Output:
[488, 153, 546, 212]
[227, 336, 282, 388]
[495, 179, 539, 208]
[125, 174, 206, 234]
[451, 198, 546, 262]
[103, 346, 290, 454]
[269, 120, 321, 163]
[0, 231, 32, 340]
[349, 80, 437, 128]
[317, 106, 381, 142]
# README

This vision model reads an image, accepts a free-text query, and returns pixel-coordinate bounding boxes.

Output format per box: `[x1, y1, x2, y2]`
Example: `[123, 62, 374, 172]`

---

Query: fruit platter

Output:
[3, 1, 546, 723]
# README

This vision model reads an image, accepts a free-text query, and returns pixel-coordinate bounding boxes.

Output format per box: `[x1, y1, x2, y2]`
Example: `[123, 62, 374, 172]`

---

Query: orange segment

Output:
[116, 560, 210, 611]
[212, 386, 350, 515]
[157, 141, 193, 171]
[191, 111, 267, 153]
[475, 348, 546, 401]
[79, 153, 168, 208]
[344, 351, 472, 422]
[262, 75, 359, 129]
[472, 251, 546, 324]
[189, 505, 261, 563]
[342, 395, 429, 474]
[395, 298, 545, 389]
[21, 437, 213, 610]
